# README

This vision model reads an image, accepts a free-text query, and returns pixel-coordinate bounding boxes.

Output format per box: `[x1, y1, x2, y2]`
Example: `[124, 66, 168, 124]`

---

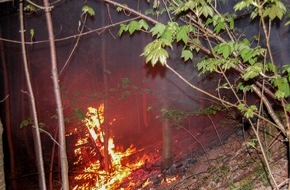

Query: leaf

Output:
[118, 23, 128, 36]
[263, 3, 286, 20]
[217, 43, 232, 59]
[128, 20, 140, 35]
[138, 19, 149, 31]
[150, 23, 166, 37]
[275, 89, 285, 99]
[222, 58, 238, 70]
[242, 63, 263, 81]
[116, 6, 123, 12]
[82, 5, 95, 16]
[24, 4, 36, 12]
[20, 117, 33, 128]
[141, 40, 169, 67]
[30, 28, 35, 39]
[273, 77, 290, 98]
[239, 47, 253, 63]
[236, 82, 252, 92]
[229, 16, 234, 30]
[176, 25, 189, 44]
[237, 104, 257, 118]
[201, 5, 213, 18]
[237, 103, 246, 112]
[245, 105, 257, 118]
[234, 0, 251, 11]
[161, 30, 173, 44]
[214, 22, 225, 34]
[285, 104, 290, 113]
[181, 49, 193, 61]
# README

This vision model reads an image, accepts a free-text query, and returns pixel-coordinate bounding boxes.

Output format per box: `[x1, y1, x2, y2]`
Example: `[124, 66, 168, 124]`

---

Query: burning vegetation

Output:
[71, 104, 167, 189]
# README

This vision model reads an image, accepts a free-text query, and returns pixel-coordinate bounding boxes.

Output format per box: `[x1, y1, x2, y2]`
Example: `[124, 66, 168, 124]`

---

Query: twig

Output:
[206, 115, 227, 155]
[32, 125, 61, 147]
[0, 95, 9, 103]
[176, 124, 210, 164]
[0, 17, 140, 45]
[26, 0, 53, 10]
[58, 13, 88, 77]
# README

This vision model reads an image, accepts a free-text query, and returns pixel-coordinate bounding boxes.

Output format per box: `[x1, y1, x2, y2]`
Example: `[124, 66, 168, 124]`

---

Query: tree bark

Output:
[42, 1, 69, 189]
[0, 119, 5, 190]
[19, 1, 47, 189]
[0, 22, 15, 190]
[161, 118, 173, 172]
[101, 3, 110, 173]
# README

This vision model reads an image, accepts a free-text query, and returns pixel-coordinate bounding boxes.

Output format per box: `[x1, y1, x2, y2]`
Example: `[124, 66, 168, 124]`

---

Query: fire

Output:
[72, 104, 151, 189]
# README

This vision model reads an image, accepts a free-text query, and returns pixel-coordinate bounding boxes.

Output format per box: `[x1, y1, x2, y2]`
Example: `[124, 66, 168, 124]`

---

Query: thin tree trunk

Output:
[49, 129, 58, 190]
[0, 119, 5, 190]
[0, 23, 15, 190]
[42, 0, 69, 189]
[19, 1, 47, 189]
[161, 118, 173, 172]
[101, 4, 110, 173]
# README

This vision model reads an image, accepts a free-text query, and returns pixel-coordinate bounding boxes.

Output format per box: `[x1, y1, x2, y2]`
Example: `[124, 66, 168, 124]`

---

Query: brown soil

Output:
[157, 129, 288, 190]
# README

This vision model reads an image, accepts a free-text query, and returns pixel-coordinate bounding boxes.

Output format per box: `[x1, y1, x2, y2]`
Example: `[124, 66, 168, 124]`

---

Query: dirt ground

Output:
[157, 128, 288, 190]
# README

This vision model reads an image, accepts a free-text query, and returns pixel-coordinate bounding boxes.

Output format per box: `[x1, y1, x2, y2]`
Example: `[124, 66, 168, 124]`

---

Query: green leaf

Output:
[201, 5, 213, 18]
[273, 77, 290, 98]
[24, 4, 36, 12]
[177, 25, 189, 44]
[141, 40, 169, 67]
[118, 23, 128, 36]
[138, 19, 149, 31]
[236, 82, 252, 92]
[245, 105, 257, 118]
[237, 103, 246, 112]
[197, 58, 223, 73]
[285, 104, 290, 112]
[128, 20, 140, 35]
[238, 104, 257, 118]
[234, 0, 252, 11]
[222, 58, 238, 70]
[214, 22, 225, 34]
[181, 49, 193, 61]
[263, 3, 286, 20]
[239, 47, 254, 63]
[150, 23, 166, 37]
[82, 5, 95, 16]
[275, 90, 285, 99]
[161, 30, 173, 44]
[30, 28, 35, 39]
[216, 43, 232, 59]
[242, 63, 263, 81]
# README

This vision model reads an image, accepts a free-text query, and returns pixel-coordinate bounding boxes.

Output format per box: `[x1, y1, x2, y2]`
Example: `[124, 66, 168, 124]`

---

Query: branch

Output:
[0, 95, 9, 103]
[58, 13, 88, 77]
[101, 0, 158, 24]
[26, 0, 53, 10]
[0, 17, 141, 45]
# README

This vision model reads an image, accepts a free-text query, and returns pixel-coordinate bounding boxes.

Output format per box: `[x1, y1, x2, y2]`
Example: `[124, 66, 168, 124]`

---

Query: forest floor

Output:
[154, 125, 288, 190]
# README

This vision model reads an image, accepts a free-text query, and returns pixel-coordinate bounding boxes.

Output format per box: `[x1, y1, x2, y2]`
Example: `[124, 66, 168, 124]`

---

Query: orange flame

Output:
[72, 104, 152, 189]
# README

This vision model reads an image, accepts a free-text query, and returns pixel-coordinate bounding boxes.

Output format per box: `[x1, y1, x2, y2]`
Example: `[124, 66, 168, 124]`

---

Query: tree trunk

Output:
[19, 1, 47, 189]
[0, 23, 15, 190]
[0, 119, 5, 190]
[161, 118, 173, 172]
[101, 4, 110, 173]
[42, 0, 69, 189]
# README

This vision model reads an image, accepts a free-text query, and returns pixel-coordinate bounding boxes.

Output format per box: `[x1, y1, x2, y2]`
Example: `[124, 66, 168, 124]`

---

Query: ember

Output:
[72, 104, 153, 189]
